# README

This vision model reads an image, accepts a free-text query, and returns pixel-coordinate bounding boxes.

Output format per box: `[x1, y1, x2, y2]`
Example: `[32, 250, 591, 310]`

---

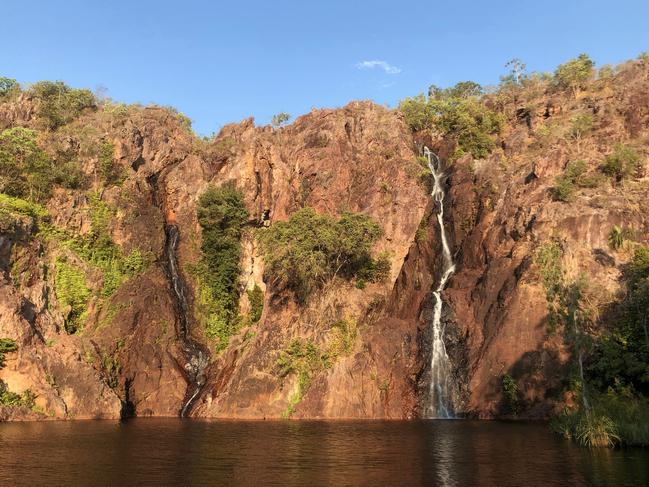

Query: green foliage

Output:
[277, 338, 328, 418]
[271, 112, 291, 127]
[0, 77, 19, 99]
[588, 246, 649, 393]
[28, 81, 96, 130]
[246, 284, 264, 323]
[554, 54, 595, 96]
[194, 184, 249, 351]
[97, 140, 123, 186]
[399, 86, 503, 159]
[54, 258, 90, 333]
[258, 207, 386, 301]
[607, 225, 633, 251]
[429, 81, 483, 99]
[0, 338, 17, 369]
[535, 240, 564, 300]
[552, 177, 576, 203]
[0, 380, 36, 409]
[327, 319, 358, 359]
[0, 193, 48, 219]
[602, 144, 642, 182]
[552, 160, 594, 202]
[569, 114, 594, 140]
[47, 194, 152, 298]
[0, 127, 83, 203]
[101, 352, 121, 389]
[501, 373, 521, 415]
[552, 410, 619, 448]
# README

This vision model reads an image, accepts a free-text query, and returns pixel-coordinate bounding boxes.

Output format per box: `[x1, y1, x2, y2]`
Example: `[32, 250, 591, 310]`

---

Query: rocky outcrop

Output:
[1, 60, 647, 420]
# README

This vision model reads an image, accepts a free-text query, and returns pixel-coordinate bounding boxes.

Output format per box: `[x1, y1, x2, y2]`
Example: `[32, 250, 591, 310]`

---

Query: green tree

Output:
[271, 112, 291, 128]
[554, 54, 595, 97]
[258, 207, 386, 301]
[28, 81, 96, 130]
[0, 77, 19, 99]
[399, 86, 503, 159]
[0, 127, 54, 201]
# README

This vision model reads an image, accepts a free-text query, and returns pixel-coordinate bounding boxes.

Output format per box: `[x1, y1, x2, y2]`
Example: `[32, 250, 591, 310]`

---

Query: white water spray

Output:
[424, 147, 456, 419]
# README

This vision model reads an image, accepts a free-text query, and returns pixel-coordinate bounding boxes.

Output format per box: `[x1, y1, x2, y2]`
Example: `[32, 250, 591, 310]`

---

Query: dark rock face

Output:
[1, 61, 648, 420]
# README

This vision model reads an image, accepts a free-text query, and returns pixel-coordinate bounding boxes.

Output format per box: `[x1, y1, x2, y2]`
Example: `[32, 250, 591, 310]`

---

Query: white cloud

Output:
[356, 60, 401, 75]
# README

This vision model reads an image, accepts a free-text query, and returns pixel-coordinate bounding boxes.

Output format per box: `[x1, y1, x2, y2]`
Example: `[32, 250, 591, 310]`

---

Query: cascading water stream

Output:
[424, 147, 456, 419]
[165, 225, 209, 417]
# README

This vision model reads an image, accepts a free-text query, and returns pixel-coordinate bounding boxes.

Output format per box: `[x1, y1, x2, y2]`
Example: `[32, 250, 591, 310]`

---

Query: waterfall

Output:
[424, 147, 456, 419]
[165, 225, 209, 417]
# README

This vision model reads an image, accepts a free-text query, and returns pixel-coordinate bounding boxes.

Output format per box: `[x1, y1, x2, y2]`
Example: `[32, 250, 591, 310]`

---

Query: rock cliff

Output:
[0, 57, 647, 420]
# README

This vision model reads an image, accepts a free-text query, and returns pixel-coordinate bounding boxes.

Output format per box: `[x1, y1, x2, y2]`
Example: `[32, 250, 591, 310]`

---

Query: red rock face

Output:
[1, 61, 648, 420]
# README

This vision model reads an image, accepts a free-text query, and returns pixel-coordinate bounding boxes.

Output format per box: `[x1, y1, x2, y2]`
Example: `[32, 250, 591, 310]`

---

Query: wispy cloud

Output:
[356, 60, 402, 75]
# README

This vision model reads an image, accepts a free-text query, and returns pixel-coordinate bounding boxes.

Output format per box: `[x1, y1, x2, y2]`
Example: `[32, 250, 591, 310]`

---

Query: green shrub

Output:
[28, 81, 96, 130]
[193, 184, 249, 351]
[327, 319, 357, 359]
[501, 373, 521, 415]
[552, 160, 594, 202]
[246, 284, 264, 323]
[0, 338, 17, 369]
[399, 86, 503, 159]
[554, 54, 595, 97]
[54, 258, 90, 333]
[0, 193, 48, 219]
[101, 352, 121, 389]
[0, 127, 84, 202]
[607, 225, 632, 250]
[0, 380, 35, 409]
[534, 240, 564, 299]
[602, 144, 642, 182]
[552, 177, 576, 202]
[258, 207, 386, 301]
[587, 246, 649, 392]
[277, 338, 327, 418]
[97, 140, 123, 186]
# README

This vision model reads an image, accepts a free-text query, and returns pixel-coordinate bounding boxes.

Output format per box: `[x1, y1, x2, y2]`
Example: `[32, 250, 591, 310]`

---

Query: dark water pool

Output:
[0, 419, 647, 486]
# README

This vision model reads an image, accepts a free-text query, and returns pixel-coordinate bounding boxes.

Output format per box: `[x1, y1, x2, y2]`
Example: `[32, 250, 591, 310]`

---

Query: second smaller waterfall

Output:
[424, 147, 456, 419]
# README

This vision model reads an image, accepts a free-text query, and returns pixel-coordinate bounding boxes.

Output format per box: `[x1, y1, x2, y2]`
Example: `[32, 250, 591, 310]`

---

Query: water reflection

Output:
[0, 419, 647, 486]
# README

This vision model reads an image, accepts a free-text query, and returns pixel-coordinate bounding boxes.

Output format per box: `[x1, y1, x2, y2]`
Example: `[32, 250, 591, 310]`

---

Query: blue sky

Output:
[3, 1, 648, 135]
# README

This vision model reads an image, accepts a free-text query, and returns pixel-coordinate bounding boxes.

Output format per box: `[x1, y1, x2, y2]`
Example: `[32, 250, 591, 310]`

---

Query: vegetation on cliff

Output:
[258, 207, 390, 302]
[536, 241, 649, 447]
[194, 184, 249, 351]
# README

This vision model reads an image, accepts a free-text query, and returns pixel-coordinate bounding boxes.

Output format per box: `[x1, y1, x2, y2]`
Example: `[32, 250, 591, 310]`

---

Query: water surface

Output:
[0, 419, 647, 486]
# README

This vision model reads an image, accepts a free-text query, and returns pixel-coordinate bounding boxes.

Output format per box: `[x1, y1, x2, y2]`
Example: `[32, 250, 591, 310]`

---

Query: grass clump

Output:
[258, 207, 388, 302]
[192, 184, 248, 352]
[54, 258, 90, 333]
